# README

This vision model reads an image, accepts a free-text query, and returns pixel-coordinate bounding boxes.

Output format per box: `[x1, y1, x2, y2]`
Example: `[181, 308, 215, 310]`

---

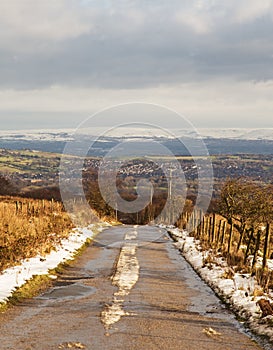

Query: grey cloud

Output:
[0, 1, 273, 89]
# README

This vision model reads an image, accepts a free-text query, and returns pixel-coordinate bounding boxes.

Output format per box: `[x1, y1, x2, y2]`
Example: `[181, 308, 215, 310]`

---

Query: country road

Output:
[0, 225, 267, 350]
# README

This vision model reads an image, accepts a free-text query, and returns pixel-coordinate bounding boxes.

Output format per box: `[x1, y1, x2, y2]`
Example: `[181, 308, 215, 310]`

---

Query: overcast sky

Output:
[0, 0, 273, 129]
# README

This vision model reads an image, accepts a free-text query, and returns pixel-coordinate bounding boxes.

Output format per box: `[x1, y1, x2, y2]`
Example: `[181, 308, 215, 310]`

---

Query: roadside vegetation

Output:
[177, 178, 273, 295]
[0, 196, 74, 272]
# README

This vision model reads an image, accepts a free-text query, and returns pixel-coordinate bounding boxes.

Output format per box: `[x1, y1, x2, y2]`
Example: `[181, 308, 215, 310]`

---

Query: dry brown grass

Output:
[0, 196, 74, 272]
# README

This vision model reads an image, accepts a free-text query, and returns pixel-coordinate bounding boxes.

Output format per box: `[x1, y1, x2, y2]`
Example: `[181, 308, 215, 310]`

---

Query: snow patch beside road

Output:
[0, 224, 108, 304]
[168, 227, 273, 343]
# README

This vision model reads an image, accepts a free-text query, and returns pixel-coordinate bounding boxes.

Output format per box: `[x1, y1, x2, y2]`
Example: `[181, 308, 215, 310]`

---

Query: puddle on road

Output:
[38, 283, 96, 301]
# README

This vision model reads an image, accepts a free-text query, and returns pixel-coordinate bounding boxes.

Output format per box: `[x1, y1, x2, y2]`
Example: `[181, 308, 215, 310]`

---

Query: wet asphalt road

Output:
[0, 225, 267, 350]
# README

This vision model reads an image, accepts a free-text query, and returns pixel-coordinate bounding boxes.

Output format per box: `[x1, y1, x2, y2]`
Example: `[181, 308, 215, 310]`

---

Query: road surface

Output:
[0, 225, 268, 350]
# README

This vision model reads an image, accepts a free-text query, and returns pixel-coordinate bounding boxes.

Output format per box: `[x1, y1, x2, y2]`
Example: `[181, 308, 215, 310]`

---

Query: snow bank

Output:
[167, 227, 273, 342]
[0, 223, 109, 303]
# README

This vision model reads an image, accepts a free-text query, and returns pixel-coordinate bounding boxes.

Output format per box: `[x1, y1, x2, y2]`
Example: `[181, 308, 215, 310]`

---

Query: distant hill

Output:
[0, 128, 272, 156]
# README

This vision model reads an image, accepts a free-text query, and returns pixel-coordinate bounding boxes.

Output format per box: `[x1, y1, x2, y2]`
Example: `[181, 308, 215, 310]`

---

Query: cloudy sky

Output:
[0, 0, 273, 129]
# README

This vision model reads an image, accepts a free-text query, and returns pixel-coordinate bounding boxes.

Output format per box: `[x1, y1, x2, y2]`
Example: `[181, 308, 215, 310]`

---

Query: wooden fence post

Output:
[211, 213, 216, 244]
[227, 221, 233, 254]
[252, 231, 261, 270]
[237, 224, 246, 252]
[262, 223, 271, 270]
[51, 198, 54, 212]
[208, 216, 213, 243]
[220, 220, 226, 246]
[197, 210, 203, 238]
[244, 228, 254, 264]
[215, 220, 222, 249]
[16, 201, 19, 214]
[202, 216, 205, 239]
[204, 216, 208, 241]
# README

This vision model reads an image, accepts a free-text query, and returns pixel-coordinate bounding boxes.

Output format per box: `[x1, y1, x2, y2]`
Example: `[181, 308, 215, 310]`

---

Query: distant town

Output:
[0, 148, 272, 203]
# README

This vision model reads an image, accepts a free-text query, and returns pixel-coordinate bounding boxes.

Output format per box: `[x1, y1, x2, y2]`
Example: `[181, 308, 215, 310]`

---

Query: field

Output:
[0, 149, 61, 174]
